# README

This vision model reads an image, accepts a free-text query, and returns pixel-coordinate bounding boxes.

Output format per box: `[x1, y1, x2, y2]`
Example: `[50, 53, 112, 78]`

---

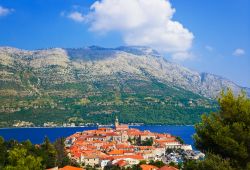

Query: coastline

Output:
[0, 124, 195, 130]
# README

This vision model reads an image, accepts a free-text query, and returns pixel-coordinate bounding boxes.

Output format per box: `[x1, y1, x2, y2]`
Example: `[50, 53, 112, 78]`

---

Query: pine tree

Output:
[187, 90, 250, 169]
[0, 137, 7, 169]
[54, 138, 70, 167]
[41, 136, 57, 168]
[4, 147, 43, 170]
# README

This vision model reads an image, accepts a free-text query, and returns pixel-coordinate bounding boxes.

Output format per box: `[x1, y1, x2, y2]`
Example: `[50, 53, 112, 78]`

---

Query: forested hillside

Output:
[1, 46, 242, 127]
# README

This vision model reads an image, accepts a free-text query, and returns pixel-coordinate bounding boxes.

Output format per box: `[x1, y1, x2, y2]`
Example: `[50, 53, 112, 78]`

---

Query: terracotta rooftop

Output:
[115, 160, 128, 167]
[140, 164, 159, 170]
[108, 149, 124, 155]
[59, 165, 84, 170]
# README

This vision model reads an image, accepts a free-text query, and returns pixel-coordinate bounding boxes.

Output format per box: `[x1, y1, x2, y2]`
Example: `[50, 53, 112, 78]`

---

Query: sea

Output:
[0, 125, 195, 146]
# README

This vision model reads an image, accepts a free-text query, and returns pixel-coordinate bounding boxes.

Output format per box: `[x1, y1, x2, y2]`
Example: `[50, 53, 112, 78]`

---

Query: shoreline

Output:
[0, 124, 195, 130]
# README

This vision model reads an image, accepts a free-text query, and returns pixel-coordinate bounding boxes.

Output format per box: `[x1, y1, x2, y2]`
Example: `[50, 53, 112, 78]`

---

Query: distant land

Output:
[0, 46, 249, 127]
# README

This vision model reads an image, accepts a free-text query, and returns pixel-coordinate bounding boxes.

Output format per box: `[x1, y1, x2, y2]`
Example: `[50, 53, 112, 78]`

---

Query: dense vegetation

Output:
[184, 90, 250, 170]
[0, 136, 76, 170]
[0, 69, 217, 127]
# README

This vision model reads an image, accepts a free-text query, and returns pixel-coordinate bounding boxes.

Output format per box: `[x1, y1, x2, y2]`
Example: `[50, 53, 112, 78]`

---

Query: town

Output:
[63, 117, 204, 170]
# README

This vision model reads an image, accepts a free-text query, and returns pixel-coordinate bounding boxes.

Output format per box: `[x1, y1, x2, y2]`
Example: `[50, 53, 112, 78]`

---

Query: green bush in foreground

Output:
[0, 136, 72, 170]
[185, 90, 250, 170]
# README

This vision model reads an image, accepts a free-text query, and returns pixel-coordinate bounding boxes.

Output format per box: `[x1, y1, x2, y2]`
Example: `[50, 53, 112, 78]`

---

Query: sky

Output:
[0, 0, 249, 87]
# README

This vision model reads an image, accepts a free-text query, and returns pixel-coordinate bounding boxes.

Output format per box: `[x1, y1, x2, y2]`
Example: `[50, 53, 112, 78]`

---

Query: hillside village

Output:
[64, 117, 204, 169]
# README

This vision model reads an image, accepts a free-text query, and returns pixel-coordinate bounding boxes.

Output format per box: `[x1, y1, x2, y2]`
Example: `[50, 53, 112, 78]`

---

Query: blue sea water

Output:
[0, 125, 195, 145]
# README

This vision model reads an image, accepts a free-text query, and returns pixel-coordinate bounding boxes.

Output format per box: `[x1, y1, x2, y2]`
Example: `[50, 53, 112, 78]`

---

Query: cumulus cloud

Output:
[0, 6, 13, 17]
[67, 11, 85, 22]
[66, 0, 194, 60]
[233, 48, 245, 56]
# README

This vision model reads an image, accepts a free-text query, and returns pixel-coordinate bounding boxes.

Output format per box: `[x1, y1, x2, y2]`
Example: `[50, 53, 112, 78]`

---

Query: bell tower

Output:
[115, 116, 119, 128]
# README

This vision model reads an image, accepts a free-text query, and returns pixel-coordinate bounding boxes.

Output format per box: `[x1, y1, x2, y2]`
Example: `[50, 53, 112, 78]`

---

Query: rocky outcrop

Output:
[0, 46, 248, 98]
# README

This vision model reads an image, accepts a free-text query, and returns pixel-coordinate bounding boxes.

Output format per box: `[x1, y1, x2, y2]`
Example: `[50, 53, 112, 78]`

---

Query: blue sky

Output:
[0, 0, 249, 87]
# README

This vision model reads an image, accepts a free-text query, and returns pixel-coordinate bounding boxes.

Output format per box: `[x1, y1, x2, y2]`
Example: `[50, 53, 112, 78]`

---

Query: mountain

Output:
[0, 46, 248, 127]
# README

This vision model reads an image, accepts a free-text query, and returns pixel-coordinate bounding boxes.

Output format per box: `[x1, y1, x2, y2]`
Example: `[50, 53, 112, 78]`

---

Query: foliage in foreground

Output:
[185, 90, 250, 170]
[0, 136, 73, 170]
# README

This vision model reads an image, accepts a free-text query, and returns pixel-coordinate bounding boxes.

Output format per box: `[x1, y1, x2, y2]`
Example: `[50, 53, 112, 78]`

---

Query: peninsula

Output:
[65, 117, 203, 169]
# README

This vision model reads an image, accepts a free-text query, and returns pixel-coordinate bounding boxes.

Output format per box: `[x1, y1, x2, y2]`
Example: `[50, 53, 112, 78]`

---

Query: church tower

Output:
[115, 116, 119, 128]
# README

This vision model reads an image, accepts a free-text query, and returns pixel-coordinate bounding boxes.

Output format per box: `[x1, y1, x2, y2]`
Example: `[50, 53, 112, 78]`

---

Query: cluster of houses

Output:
[64, 117, 193, 169]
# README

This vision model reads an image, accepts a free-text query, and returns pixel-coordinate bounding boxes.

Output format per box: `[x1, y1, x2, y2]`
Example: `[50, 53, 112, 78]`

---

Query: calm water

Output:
[0, 125, 195, 145]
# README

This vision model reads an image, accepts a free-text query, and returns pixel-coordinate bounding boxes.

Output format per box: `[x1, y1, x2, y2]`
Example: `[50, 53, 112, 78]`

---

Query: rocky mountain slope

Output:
[0, 46, 248, 127]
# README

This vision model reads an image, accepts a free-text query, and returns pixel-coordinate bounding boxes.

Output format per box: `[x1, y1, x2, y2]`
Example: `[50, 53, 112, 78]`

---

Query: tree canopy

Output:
[0, 136, 76, 169]
[4, 147, 43, 170]
[186, 90, 250, 170]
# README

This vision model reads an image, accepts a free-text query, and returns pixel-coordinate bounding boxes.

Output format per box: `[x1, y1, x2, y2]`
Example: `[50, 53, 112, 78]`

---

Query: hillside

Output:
[0, 46, 248, 127]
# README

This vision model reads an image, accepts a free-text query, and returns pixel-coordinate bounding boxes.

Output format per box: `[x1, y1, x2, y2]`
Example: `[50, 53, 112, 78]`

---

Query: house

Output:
[153, 147, 165, 157]
[114, 160, 128, 168]
[59, 165, 84, 170]
[154, 139, 181, 149]
[140, 164, 159, 170]
[140, 131, 156, 141]
[82, 154, 100, 167]
[142, 151, 156, 160]
[180, 144, 192, 151]
[108, 149, 124, 156]
[121, 131, 129, 142]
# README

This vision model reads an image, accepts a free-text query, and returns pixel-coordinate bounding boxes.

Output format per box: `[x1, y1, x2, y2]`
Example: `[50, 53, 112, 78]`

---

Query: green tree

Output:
[129, 164, 142, 170]
[4, 147, 43, 170]
[41, 136, 57, 168]
[184, 153, 235, 170]
[138, 160, 147, 165]
[176, 136, 184, 144]
[21, 140, 32, 150]
[190, 90, 250, 169]
[141, 138, 153, 146]
[104, 165, 121, 170]
[128, 137, 133, 144]
[54, 138, 70, 167]
[149, 160, 165, 168]
[0, 137, 7, 169]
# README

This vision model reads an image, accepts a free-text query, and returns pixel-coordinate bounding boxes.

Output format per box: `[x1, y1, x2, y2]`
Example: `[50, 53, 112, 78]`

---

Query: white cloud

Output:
[205, 45, 213, 52]
[233, 48, 245, 56]
[69, 0, 194, 60]
[67, 11, 85, 22]
[0, 6, 13, 17]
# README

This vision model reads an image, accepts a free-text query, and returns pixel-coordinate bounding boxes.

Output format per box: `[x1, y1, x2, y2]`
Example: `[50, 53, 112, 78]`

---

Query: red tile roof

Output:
[140, 164, 159, 170]
[59, 165, 84, 170]
[115, 160, 128, 167]
[108, 149, 124, 155]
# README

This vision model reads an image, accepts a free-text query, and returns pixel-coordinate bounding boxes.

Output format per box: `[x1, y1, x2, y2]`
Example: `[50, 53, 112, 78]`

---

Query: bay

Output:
[0, 125, 195, 146]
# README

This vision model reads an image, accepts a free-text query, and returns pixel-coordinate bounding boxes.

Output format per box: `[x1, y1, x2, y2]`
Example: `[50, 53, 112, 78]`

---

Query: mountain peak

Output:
[0, 46, 249, 98]
[115, 46, 161, 57]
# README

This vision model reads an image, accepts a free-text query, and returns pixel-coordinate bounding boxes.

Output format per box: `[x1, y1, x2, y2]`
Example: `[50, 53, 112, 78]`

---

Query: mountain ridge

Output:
[0, 46, 248, 127]
[0, 46, 249, 98]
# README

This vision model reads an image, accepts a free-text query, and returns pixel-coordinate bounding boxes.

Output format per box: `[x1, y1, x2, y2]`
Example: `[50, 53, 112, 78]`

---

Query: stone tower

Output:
[115, 116, 119, 127]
